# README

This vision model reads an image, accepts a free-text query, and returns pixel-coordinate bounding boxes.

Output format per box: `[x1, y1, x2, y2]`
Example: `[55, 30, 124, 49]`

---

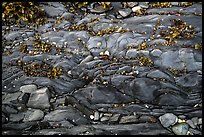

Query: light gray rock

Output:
[150, 49, 162, 57]
[161, 51, 184, 70]
[178, 49, 198, 71]
[94, 111, 100, 121]
[126, 49, 137, 58]
[186, 119, 196, 129]
[127, 2, 138, 7]
[191, 117, 198, 126]
[109, 114, 121, 123]
[159, 113, 178, 128]
[198, 118, 202, 125]
[172, 123, 189, 135]
[136, 50, 149, 56]
[80, 55, 93, 64]
[23, 109, 44, 122]
[60, 12, 74, 21]
[26, 87, 51, 110]
[19, 84, 38, 93]
[100, 116, 110, 122]
[118, 8, 132, 17]
[178, 115, 186, 119]
[40, 3, 66, 17]
[4, 31, 23, 41]
[119, 115, 139, 124]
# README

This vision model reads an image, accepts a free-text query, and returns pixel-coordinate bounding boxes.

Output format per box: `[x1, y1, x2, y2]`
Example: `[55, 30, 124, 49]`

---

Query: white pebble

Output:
[132, 6, 142, 12]
[104, 50, 110, 56]
[90, 115, 94, 119]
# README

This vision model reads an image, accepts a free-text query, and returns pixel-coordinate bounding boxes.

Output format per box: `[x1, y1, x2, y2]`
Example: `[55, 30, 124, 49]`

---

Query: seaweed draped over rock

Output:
[2, 2, 47, 26]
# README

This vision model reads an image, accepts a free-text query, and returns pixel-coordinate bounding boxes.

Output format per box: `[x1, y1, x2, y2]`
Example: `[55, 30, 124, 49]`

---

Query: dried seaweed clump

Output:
[150, 2, 171, 8]
[138, 56, 153, 66]
[33, 39, 53, 54]
[95, 27, 129, 36]
[2, 2, 47, 26]
[21, 62, 63, 79]
[160, 19, 195, 45]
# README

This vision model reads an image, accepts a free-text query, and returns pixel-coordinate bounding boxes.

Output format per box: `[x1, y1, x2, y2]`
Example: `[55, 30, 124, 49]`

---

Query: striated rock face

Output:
[2, 2, 202, 135]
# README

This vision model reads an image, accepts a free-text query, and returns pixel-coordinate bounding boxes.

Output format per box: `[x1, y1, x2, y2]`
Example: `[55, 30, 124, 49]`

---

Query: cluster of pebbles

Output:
[2, 2, 202, 135]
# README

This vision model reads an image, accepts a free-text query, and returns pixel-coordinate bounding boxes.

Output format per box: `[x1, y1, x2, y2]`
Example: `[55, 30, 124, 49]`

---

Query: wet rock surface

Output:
[2, 2, 202, 135]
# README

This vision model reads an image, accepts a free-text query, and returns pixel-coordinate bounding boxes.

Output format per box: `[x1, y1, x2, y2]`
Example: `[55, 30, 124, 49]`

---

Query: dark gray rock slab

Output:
[73, 85, 133, 105]
[43, 107, 89, 125]
[9, 113, 25, 122]
[147, 69, 173, 82]
[3, 92, 22, 104]
[130, 78, 160, 103]
[176, 74, 199, 87]
[92, 123, 172, 135]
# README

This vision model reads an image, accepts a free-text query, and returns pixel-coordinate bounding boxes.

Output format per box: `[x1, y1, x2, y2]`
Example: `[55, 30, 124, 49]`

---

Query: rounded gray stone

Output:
[159, 113, 178, 128]
[126, 49, 137, 59]
[150, 49, 162, 57]
[100, 116, 110, 122]
[172, 123, 189, 135]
